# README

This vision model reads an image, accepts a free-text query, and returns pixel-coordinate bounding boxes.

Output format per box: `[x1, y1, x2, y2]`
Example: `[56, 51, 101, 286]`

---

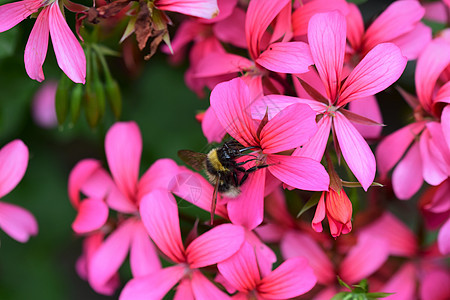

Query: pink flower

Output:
[376, 37, 450, 199]
[210, 77, 329, 229]
[68, 122, 179, 292]
[120, 189, 245, 300]
[217, 242, 317, 299]
[0, 140, 38, 243]
[256, 11, 406, 190]
[0, 0, 86, 83]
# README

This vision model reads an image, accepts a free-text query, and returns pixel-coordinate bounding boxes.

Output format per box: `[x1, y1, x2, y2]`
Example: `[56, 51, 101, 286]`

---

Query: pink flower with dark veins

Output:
[210, 77, 329, 229]
[0, 0, 86, 83]
[254, 11, 407, 190]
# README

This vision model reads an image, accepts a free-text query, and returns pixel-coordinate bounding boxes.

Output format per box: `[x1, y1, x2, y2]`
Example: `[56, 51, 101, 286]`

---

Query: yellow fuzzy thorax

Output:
[207, 149, 228, 172]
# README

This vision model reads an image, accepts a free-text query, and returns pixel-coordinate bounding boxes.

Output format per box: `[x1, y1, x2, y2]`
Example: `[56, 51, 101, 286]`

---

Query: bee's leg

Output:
[233, 171, 239, 186]
[236, 158, 258, 166]
[239, 165, 270, 186]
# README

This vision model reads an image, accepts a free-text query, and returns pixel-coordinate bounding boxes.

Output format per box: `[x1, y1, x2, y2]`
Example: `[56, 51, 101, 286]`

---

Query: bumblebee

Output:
[178, 141, 267, 224]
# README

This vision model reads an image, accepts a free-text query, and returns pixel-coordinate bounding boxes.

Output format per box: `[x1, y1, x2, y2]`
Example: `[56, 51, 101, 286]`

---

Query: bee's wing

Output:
[178, 150, 207, 171]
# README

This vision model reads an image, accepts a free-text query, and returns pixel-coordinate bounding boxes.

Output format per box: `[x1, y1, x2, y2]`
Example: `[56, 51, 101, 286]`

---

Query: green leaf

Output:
[296, 192, 321, 218]
[331, 292, 349, 300]
[365, 292, 395, 298]
[353, 279, 369, 293]
[337, 276, 352, 291]
[0, 27, 18, 59]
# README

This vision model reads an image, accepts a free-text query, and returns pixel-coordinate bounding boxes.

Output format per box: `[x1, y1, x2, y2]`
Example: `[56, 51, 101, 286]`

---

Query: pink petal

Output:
[333, 113, 375, 191]
[130, 221, 161, 277]
[416, 38, 450, 112]
[424, 1, 448, 23]
[89, 219, 135, 287]
[381, 263, 416, 300]
[119, 265, 186, 300]
[139, 190, 185, 263]
[260, 103, 317, 153]
[390, 22, 432, 60]
[24, 6, 49, 82]
[165, 20, 207, 56]
[245, 0, 290, 60]
[359, 212, 417, 257]
[186, 223, 244, 268]
[202, 106, 226, 143]
[442, 105, 450, 149]
[392, 142, 423, 200]
[293, 115, 332, 161]
[256, 42, 313, 74]
[339, 233, 389, 284]
[210, 78, 258, 147]
[68, 159, 103, 208]
[338, 43, 407, 106]
[311, 192, 326, 232]
[267, 155, 329, 191]
[81, 168, 114, 200]
[105, 122, 142, 202]
[376, 122, 425, 175]
[269, 1, 292, 44]
[217, 242, 260, 292]
[292, 0, 349, 37]
[281, 231, 334, 284]
[0, 140, 28, 198]
[346, 3, 364, 51]
[0, 0, 40, 32]
[191, 270, 231, 300]
[194, 52, 252, 78]
[348, 96, 382, 139]
[245, 230, 277, 278]
[258, 257, 317, 299]
[0, 201, 38, 243]
[137, 158, 180, 201]
[155, 0, 218, 19]
[169, 167, 228, 219]
[174, 278, 194, 300]
[72, 198, 108, 234]
[251, 95, 326, 120]
[420, 127, 449, 186]
[437, 217, 450, 255]
[48, 2, 85, 83]
[363, 0, 425, 53]
[81, 233, 121, 295]
[213, 6, 246, 49]
[420, 267, 450, 300]
[106, 184, 137, 213]
[227, 168, 266, 230]
[308, 11, 346, 102]
[202, 0, 237, 24]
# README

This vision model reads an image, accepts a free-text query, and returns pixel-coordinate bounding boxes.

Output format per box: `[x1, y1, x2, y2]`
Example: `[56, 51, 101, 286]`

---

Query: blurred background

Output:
[0, 0, 420, 299]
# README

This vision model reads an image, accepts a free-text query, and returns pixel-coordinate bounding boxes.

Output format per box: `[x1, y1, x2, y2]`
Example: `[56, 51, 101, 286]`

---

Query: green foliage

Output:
[331, 278, 394, 300]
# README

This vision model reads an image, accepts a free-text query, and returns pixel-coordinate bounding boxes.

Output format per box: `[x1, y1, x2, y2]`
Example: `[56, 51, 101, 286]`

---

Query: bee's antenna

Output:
[238, 146, 259, 152]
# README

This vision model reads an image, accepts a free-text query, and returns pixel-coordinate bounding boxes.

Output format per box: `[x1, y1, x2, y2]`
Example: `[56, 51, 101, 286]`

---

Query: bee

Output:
[178, 141, 268, 224]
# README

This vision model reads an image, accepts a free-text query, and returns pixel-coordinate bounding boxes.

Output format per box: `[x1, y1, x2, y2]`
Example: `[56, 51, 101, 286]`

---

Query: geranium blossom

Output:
[120, 189, 245, 300]
[210, 77, 329, 229]
[254, 11, 406, 190]
[0, 0, 86, 83]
